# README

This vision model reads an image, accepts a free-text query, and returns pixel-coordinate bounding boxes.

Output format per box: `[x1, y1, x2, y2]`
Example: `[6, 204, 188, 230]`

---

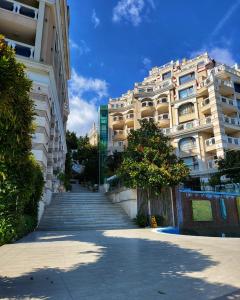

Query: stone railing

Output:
[0, 0, 38, 19]
[5, 38, 35, 59]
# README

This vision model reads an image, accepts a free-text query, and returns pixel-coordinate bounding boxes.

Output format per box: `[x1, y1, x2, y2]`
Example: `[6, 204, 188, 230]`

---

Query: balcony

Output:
[173, 120, 199, 133]
[141, 101, 154, 116]
[125, 113, 134, 126]
[218, 79, 234, 94]
[207, 158, 218, 170]
[205, 137, 216, 152]
[5, 38, 35, 59]
[0, 0, 38, 44]
[161, 128, 171, 135]
[154, 79, 173, 94]
[0, 0, 38, 19]
[112, 115, 124, 129]
[201, 97, 211, 113]
[224, 136, 240, 149]
[156, 98, 168, 112]
[141, 116, 155, 122]
[157, 113, 170, 127]
[34, 116, 50, 137]
[113, 130, 125, 141]
[220, 96, 238, 113]
[222, 115, 240, 127]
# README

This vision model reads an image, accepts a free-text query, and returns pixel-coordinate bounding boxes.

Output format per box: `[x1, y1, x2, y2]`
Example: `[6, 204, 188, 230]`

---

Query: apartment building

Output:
[0, 0, 70, 220]
[108, 53, 240, 183]
[88, 122, 98, 146]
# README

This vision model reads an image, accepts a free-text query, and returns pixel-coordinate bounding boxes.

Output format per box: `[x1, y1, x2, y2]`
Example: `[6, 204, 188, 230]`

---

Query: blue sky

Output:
[67, 0, 240, 136]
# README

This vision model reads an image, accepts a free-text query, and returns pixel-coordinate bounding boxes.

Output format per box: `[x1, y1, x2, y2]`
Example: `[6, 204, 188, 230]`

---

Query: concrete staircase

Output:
[38, 190, 135, 231]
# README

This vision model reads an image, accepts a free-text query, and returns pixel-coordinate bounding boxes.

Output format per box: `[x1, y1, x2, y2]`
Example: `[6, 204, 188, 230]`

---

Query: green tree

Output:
[66, 130, 78, 151]
[216, 150, 240, 184]
[0, 35, 44, 245]
[117, 120, 189, 219]
[106, 151, 123, 177]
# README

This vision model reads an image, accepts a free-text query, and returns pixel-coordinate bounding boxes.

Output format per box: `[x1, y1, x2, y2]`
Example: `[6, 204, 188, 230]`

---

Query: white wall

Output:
[107, 188, 137, 219]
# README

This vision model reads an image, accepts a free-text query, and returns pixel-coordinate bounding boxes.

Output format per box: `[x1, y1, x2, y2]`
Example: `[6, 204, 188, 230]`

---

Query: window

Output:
[182, 156, 199, 170]
[179, 86, 194, 99]
[179, 137, 196, 151]
[162, 71, 171, 80]
[234, 82, 240, 93]
[179, 72, 195, 85]
[147, 88, 153, 92]
[178, 102, 195, 116]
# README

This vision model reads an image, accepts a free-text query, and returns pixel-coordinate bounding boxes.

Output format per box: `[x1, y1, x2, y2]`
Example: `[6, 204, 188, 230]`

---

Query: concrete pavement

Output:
[0, 229, 240, 300]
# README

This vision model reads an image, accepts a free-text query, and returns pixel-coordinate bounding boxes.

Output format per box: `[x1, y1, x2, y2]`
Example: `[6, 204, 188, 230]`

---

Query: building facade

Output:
[88, 122, 98, 146]
[0, 0, 70, 220]
[108, 53, 240, 183]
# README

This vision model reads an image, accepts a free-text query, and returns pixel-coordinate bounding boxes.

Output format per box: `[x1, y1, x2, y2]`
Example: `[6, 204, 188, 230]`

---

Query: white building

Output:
[0, 0, 70, 220]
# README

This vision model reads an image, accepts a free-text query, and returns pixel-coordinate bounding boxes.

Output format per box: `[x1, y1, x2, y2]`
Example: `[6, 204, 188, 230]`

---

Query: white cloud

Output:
[142, 57, 152, 69]
[69, 39, 90, 55]
[91, 9, 100, 28]
[211, 0, 240, 37]
[191, 47, 236, 66]
[112, 0, 147, 26]
[208, 47, 236, 66]
[67, 69, 109, 136]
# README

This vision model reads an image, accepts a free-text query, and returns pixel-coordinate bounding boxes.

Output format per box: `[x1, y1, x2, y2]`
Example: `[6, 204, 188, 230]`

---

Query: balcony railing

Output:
[162, 128, 171, 135]
[113, 116, 123, 121]
[217, 79, 234, 89]
[0, 0, 38, 19]
[174, 120, 199, 132]
[221, 96, 238, 108]
[205, 137, 216, 147]
[158, 113, 169, 121]
[142, 101, 153, 107]
[126, 113, 134, 119]
[5, 38, 35, 59]
[201, 98, 210, 107]
[224, 136, 240, 146]
[222, 115, 240, 126]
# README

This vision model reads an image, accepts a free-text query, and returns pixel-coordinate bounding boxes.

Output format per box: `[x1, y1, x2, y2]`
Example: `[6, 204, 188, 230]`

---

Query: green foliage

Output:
[66, 130, 78, 151]
[66, 132, 99, 185]
[118, 120, 189, 193]
[134, 214, 148, 228]
[106, 151, 123, 177]
[0, 35, 44, 245]
[217, 150, 240, 183]
[155, 215, 166, 226]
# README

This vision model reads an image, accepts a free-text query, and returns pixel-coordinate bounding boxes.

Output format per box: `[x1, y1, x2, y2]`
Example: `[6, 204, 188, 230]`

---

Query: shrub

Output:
[155, 215, 166, 227]
[134, 214, 148, 228]
[0, 35, 44, 245]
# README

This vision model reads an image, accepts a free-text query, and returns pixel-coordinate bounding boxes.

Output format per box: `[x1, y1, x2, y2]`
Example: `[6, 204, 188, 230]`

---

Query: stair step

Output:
[38, 187, 135, 231]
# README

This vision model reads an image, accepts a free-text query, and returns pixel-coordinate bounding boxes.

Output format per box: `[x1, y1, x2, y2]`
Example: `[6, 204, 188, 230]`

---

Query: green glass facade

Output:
[98, 105, 108, 185]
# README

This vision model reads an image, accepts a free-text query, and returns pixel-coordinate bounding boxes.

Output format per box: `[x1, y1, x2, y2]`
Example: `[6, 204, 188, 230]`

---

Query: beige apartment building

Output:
[108, 53, 240, 183]
[0, 0, 70, 220]
[88, 122, 98, 146]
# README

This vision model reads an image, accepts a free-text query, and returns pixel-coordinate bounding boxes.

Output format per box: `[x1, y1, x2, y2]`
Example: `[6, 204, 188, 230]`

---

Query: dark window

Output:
[179, 72, 195, 85]
[234, 83, 240, 93]
[179, 86, 194, 99]
[162, 71, 171, 80]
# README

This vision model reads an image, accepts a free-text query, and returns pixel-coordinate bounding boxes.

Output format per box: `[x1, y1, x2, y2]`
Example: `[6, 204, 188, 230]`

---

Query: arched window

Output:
[178, 103, 194, 116]
[179, 137, 196, 151]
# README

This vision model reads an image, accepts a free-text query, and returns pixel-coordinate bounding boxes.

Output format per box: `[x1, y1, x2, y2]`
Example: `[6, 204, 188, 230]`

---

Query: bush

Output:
[0, 35, 44, 245]
[134, 214, 148, 228]
[155, 215, 166, 227]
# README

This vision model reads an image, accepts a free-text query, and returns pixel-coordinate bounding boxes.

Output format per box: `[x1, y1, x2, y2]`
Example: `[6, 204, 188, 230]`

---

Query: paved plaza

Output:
[0, 229, 240, 300]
